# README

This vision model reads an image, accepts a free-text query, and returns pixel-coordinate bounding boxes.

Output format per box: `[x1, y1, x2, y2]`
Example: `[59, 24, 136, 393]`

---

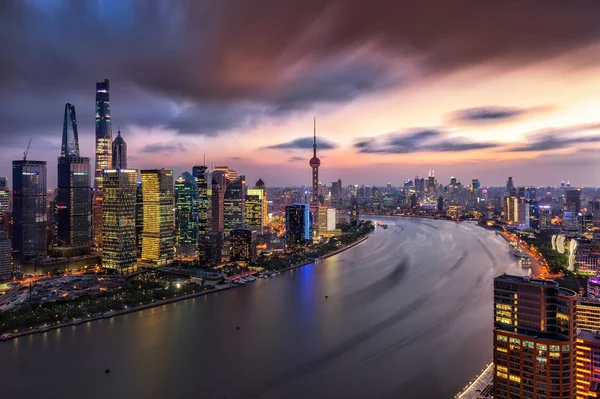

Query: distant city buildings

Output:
[141, 169, 174, 266]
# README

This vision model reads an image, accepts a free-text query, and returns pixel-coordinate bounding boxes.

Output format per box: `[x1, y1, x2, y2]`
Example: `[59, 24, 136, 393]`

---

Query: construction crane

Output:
[23, 138, 31, 161]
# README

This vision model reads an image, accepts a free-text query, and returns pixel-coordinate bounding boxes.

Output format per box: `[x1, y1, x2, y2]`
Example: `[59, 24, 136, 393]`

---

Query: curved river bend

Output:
[1, 217, 524, 399]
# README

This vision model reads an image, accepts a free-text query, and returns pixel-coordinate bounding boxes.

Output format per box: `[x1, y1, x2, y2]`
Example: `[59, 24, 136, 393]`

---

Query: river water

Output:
[0, 217, 524, 399]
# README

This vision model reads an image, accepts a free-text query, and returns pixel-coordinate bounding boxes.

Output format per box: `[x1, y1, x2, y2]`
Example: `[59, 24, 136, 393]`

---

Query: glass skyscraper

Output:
[102, 168, 137, 272]
[141, 169, 174, 266]
[12, 160, 47, 260]
[111, 130, 127, 170]
[175, 172, 198, 247]
[223, 175, 245, 240]
[192, 165, 210, 237]
[56, 103, 91, 253]
[93, 79, 112, 249]
[285, 203, 311, 251]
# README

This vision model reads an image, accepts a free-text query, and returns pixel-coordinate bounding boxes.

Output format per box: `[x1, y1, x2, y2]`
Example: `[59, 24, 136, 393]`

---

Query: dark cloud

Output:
[266, 137, 339, 150]
[140, 142, 186, 153]
[288, 156, 305, 162]
[452, 107, 527, 124]
[508, 123, 600, 152]
[355, 128, 499, 154]
[2, 0, 600, 137]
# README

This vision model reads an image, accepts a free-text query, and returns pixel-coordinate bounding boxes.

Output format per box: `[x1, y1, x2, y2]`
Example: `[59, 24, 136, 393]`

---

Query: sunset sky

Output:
[2, 0, 600, 188]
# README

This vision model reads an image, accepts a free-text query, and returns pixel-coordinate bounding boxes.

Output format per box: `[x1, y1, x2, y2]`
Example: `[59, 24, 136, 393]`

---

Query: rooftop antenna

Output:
[313, 117, 317, 158]
[23, 138, 31, 161]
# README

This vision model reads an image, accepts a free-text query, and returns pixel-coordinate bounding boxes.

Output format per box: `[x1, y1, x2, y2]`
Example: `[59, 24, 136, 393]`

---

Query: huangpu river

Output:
[1, 217, 524, 399]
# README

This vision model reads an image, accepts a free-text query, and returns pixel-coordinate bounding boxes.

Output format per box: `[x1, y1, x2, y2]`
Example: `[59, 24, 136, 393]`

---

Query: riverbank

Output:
[1, 233, 371, 342]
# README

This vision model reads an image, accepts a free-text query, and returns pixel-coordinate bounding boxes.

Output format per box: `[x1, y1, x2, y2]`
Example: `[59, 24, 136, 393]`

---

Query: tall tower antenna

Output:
[313, 117, 317, 158]
[23, 138, 31, 161]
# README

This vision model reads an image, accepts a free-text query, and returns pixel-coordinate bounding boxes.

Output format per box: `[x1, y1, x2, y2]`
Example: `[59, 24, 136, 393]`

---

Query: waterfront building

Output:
[223, 175, 245, 240]
[327, 208, 336, 231]
[101, 168, 137, 272]
[12, 159, 47, 259]
[175, 172, 198, 249]
[198, 231, 222, 267]
[317, 206, 328, 236]
[192, 165, 210, 236]
[135, 181, 143, 258]
[0, 231, 11, 281]
[285, 203, 311, 250]
[141, 169, 174, 266]
[230, 228, 252, 263]
[93, 79, 113, 249]
[111, 130, 127, 170]
[493, 274, 576, 399]
[56, 103, 91, 255]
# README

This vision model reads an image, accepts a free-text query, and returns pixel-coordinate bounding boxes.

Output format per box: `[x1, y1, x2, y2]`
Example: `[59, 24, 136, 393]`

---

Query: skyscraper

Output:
[56, 103, 91, 254]
[192, 165, 210, 236]
[575, 299, 600, 398]
[506, 176, 515, 196]
[493, 274, 576, 399]
[0, 232, 11, 281]
[102, 168, 137, 272]
[93, 79, 113, 249]
[111, 130, 127, 169]
[246, 184, 266, 234]
[285, 203, 311, 251]
[223, 175, 245, 239]
[175, 172, 198, 248]
[331, 178, 342, 207]
[210, 171, 226, 234]
[135, 181, 143, 257]
[94, 79, 112, 189]
[565, 188, 581, 214]
[12, 159, 47, 260]
[0, 177, 9, 214]
[141, 169, 174, 266]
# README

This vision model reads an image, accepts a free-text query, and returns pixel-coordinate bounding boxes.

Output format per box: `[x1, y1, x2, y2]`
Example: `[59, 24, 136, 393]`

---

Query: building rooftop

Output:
[496, 273, 558, 287]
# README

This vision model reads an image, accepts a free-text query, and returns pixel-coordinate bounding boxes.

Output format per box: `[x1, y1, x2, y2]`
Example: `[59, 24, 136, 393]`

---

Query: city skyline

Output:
[2, 2, 600, 187]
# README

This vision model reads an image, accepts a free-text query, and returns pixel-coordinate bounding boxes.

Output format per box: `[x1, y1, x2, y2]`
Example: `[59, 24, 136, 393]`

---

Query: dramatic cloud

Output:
[140, 142, 187, 153]
[355, 129, 500, 154]
[509, 123, 600, 152]
[452, 107, 527, 124]
[266, 137, 339, 151]
[288, 156, 305, 162]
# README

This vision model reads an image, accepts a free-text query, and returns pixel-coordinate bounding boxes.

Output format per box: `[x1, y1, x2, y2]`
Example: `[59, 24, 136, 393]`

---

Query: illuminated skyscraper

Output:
[12, 160, 47, 259]
[175, 172, 198, 247]
[135, 182, 143, 257]
[93, 79, 113, 249]
[223, 175, 245, 239]
[141, 169, 174, 266]
[493, 274, 576, 399]
[316, 206, 328, 235]
[0, 231, 10, 281]
[111, 130, 127, 169]
[285, 203, 311, 251]
[574, 299, 600, 398]
[102, 168, 137, 272]
[56, 103, 91, 254]
[192, 165, 211, 238]
[0, 177, 9, 214]
[230, 228, 252, 263]
[246, 182, 266, 234]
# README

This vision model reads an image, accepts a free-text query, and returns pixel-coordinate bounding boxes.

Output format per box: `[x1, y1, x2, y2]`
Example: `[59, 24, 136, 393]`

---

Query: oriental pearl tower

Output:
[309, 117, 321, 208]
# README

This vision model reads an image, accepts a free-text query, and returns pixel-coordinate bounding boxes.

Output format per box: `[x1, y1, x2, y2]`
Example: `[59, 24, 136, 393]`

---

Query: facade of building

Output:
[575, 299, 600, 398]
[135, 181, 143, 258]
[317, 206, 328, 236]
[56, 103, 91, 254]
[111, 130, 127, 170]
[141, 169, 174, 266]
[101, 169, 137, 272]
[198, 231, 222, 267]
[245, 190, 264, 234]
[505, 196, 519, 224]
[285, 203, 311, 250]
[223, 176, 245, 240]
[0, 177, 9, 214]
[192, 165, 210, 236]
[210, 171, 226, 234]
[565, 188, 581, 214]
[12, 160, 47, 259]
[175, 172, 198, 248]
[493, 274, 576, 399]
[230, 228, 252, 263]
[0, 231, 11, 281]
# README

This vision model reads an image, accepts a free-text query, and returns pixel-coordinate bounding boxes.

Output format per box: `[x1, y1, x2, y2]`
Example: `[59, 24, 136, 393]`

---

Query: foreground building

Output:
[575, 299, 600, 398]
[141, 169, 174, 266]
[12, 159, 47, 260]
[230, 228, 252, 263]
[285, 203, 311, 251]
[493, 274, 576, 399]
[102, 168, 137, 272]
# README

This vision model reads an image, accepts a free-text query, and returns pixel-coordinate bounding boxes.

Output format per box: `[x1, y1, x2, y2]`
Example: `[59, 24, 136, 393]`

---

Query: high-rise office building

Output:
[316, 206, 328, 235]
[245, 190, 264, 234]
[56, 103, 91, 254]
[493, 274, 576, 399]
[0, 231, 11, 281]
[575, 299, 600, 398]
[285, 203, 311, 250]
[141, 169, 174, 266]
[565, 188, 581, 214]
[111, 130, 127, 170]
[230, 228, 252, 263]
[223, 176, 246, 240]
[210, 172, 225, 234]
[0, 177, 9, 213]
[350, 197, 359, 226]
[135, 182, 143, 258]
[192, 165, 210, 236]
[102, 168, 137, 272]
[175, 172, 198, 247]
[198, 231, 222, 267]
[214, 166, 238, 184]
[12, 160, 47, 260]
[504, 196, 519, 224]
[506, 176, 515, 196]
[331, 178, 342, 207]
[93, 79, 113, 249]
